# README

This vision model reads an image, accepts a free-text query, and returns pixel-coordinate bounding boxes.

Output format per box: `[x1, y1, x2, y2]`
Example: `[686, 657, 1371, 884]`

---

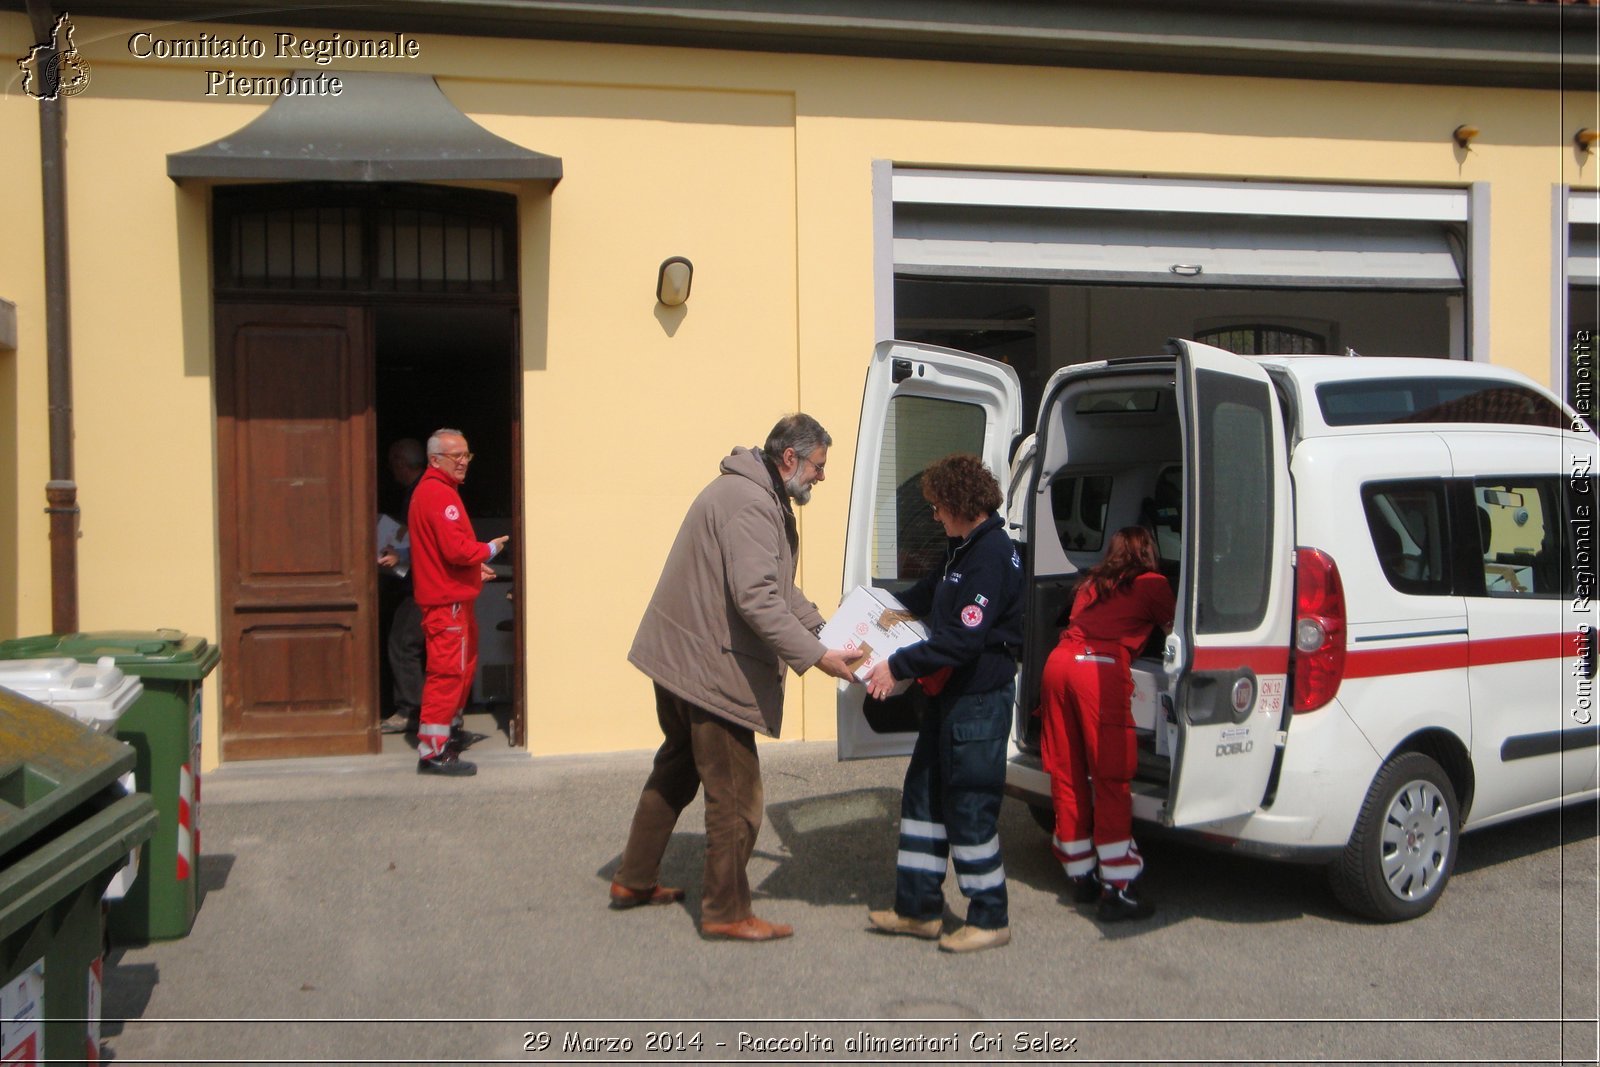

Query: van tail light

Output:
[1293, 547, 1346, 713]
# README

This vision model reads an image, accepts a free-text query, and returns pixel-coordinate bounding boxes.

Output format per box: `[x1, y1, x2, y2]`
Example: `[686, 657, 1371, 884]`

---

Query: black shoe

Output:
[1068, 874, 1100, 905]
[1097, 881, 1154, 922]
[417, 751, 477, 777]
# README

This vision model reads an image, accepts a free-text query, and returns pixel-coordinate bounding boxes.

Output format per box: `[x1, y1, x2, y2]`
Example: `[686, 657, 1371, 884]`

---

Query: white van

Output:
[838, 338, 1598, 921]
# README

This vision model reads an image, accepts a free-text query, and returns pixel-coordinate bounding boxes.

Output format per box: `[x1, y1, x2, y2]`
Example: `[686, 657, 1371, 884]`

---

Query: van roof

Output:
[1248, 354, 1584, 436]
[1252, 354, 1538, 388]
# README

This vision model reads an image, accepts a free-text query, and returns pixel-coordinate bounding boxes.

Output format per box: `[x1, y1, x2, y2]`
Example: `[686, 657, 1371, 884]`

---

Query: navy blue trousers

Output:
[893, 682, 1013, 930]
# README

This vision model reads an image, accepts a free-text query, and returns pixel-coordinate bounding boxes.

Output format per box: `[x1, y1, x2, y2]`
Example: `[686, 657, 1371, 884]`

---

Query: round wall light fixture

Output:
[657, 256, 693, 307]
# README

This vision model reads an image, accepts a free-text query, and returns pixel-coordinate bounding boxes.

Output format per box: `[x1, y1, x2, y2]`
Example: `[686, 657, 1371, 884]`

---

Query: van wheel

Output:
[1329, 752, 1458, 922]
[1026, 802, 1056, 835]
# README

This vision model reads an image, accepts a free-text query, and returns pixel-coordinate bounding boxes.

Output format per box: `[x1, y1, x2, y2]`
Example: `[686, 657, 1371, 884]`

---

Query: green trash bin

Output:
[0, 687, 157, 1063]
[0, 630, 221, 943]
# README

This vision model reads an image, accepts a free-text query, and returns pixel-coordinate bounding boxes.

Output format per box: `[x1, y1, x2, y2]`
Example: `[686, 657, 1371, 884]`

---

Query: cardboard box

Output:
[819, 586, 928, 694]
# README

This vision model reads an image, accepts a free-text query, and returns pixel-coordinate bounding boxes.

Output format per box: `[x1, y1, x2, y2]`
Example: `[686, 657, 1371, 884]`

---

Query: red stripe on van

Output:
[1466, 632, 1573, 667]
[1192, 647, 1290, 675]
[1345, 642, 1469, 678]
[1190, 632, 1575, 680]
[1343, 632, 1572, 678]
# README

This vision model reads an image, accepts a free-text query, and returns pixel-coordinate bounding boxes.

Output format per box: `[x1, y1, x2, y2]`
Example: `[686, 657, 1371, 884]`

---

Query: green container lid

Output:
[0, 630, 220, 681]
[0, 687, 138, 859]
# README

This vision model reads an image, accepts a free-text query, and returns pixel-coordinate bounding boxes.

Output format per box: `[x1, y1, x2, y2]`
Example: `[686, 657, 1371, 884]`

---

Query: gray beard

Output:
[785, 470, 812, 505]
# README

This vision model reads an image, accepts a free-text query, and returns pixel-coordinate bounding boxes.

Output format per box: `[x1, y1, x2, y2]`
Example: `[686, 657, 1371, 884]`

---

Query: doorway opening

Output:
[212, 183, 524, 761]
[375, 306, 521, 753]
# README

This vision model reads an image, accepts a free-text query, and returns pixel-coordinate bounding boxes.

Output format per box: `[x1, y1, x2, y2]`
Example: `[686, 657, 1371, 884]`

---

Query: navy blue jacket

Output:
[887, 513, 1023, 698]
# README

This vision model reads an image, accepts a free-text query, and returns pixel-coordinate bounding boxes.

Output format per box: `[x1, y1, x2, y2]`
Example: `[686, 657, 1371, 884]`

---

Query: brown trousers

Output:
[615, 684, 764, 926]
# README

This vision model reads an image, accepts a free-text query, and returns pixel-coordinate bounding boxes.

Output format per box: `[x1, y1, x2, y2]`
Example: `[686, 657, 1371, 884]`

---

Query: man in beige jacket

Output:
[611, 413, 856, 941]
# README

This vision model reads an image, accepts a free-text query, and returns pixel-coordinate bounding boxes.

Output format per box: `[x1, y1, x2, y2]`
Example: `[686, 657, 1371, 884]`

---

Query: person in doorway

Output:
[862, 453, 1024, 954]
[408, 428, 508, 777]
[378, 437, 427, 736]
[1037, 525, 1174, 921]
[612, 413, 857, 941]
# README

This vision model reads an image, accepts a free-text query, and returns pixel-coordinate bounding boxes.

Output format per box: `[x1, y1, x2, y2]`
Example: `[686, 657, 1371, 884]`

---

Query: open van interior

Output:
[1016, 367, 1187, 801]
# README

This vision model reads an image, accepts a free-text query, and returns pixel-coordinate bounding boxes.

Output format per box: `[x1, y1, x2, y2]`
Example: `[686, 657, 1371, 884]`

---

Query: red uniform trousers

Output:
[1037, 634, 1145, 887]
[418, 601, 478, 759]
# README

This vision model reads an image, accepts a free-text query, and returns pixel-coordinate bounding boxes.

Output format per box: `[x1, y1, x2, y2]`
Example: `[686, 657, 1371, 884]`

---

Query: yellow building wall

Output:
[0, 15, 45, 641]
[2, 13, 1594, 767]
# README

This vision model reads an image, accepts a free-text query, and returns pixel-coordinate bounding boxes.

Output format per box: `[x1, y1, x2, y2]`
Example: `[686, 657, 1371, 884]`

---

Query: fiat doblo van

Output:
[838, 338, 1597, 921]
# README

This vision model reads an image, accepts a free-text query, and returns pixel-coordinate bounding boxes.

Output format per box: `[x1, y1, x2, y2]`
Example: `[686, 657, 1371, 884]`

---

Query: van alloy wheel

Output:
[1329, 752, 1459, 923]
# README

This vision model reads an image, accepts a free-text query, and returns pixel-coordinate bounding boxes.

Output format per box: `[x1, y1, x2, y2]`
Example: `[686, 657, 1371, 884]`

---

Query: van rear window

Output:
[1316, 378, 1568, 429]
[1074, 389, 1161, 414]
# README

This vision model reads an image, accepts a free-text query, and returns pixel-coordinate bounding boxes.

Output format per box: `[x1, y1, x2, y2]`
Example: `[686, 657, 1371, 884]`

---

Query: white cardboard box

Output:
[819, 586, 928, 694]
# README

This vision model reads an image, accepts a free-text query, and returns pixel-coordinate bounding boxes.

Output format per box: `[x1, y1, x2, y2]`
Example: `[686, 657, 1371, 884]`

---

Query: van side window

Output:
[872, 395, 986, 582]
[1470, 477, 1569, 599]
[1317, 378, 1569, 429]
[1361, 481, 1452, 596]
[1148, 465, 1182, 564]
[1051, 474, 1113, 551]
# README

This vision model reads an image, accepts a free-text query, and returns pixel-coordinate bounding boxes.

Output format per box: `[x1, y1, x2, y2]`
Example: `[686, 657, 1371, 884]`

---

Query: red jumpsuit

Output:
[408, 467, 494, 759]
[1038, 571, 1174, 888]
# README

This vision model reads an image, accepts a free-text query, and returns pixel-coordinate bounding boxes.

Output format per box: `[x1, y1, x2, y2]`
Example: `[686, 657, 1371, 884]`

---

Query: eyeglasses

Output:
[795, 452, 826, 475]
[433, 451, 474, 464]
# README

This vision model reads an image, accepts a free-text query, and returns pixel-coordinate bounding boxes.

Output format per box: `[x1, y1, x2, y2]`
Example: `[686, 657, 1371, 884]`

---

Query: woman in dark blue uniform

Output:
[862, 453, 1023, 953]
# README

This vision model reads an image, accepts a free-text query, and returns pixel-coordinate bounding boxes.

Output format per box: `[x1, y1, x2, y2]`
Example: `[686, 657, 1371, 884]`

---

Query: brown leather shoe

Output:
[608, 881, 685, 910]
[699, 915, 794, 941]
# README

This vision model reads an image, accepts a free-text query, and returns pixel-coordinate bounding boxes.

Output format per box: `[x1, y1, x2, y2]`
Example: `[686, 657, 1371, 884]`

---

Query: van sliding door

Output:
[1165, 341, 1295, 826]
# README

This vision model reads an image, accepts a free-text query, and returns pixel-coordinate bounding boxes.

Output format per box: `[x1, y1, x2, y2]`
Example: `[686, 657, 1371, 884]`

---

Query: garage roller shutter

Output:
[893, 170, 1468, 291]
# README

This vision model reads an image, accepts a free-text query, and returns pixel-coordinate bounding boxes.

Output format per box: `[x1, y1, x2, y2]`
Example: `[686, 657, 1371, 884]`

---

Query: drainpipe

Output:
[27, 0, 78, 634]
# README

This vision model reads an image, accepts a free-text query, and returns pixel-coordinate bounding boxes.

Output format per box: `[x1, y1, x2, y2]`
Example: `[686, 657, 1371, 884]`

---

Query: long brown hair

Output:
[1082, 526, 1160, 600]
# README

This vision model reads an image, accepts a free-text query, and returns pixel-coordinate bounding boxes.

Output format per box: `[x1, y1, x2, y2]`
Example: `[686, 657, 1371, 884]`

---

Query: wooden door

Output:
[216, 304, 378, 760]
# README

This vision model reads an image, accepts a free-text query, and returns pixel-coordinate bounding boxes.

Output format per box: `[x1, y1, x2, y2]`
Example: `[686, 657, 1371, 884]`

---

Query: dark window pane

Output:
[1362, 480, 1452, 596]
[1319, 378, 1569, 429]
[1195, 369, 1272, 633]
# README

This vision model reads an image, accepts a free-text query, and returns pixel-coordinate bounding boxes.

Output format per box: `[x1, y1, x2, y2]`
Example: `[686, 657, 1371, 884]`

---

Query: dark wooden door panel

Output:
[229, 319, 362, 598]
[217, 304, 377, 761]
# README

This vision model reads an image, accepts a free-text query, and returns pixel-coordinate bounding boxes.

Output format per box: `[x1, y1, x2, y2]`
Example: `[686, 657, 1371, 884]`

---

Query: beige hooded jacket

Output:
[628, 447, 826, 737]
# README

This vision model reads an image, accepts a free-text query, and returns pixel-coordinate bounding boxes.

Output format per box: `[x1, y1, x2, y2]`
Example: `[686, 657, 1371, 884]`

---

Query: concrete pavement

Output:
[99, 732, 1598, 1064]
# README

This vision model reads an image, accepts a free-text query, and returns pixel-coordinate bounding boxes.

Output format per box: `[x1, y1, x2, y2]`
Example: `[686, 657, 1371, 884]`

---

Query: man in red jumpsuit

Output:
[408, 428, 508, 776]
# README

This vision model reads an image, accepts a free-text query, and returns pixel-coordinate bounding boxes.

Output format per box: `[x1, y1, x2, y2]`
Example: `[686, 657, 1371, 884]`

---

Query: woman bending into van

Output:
[1039, 525, 1174, 922]
[861, 453, 1024, 954]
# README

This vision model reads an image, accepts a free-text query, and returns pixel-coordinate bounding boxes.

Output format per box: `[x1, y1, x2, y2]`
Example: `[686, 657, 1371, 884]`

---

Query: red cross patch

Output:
[444, 505, 460, 521]
[960, 604, 983, 628]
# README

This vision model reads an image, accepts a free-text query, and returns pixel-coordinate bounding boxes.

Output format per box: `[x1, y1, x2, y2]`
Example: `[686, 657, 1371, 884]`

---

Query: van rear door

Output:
[836, 340, 1023, 759]
[1164, 340, 1296, 826]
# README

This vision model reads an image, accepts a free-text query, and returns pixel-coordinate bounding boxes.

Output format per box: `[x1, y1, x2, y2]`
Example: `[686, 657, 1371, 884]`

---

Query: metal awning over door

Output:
[893, 170, 1468, 290]
[168, 72, 562, 184]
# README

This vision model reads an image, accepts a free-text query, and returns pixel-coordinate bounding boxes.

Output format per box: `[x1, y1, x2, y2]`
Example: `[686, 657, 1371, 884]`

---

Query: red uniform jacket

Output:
[408, 466, 491, 606]
[1065, 571, 1175, 656]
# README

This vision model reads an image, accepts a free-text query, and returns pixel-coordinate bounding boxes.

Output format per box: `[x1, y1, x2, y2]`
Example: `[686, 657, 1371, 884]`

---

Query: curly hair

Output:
[921, 453, 1002, 522]
[1081, 526, 1160, 600]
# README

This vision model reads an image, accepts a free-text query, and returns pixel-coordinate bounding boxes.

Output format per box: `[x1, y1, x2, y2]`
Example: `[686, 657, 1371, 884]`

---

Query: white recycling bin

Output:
[0, 657, 145, 899]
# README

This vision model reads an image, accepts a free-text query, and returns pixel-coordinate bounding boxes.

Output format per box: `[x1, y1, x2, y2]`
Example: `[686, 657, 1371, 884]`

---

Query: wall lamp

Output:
[1576, 128, 1600, 155]
[656, 256, 693, 307]
[1452, 124, 1479, 149]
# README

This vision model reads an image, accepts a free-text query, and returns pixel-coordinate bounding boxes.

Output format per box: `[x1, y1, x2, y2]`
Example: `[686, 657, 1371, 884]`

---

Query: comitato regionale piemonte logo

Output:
[17, 12, 91, 99]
